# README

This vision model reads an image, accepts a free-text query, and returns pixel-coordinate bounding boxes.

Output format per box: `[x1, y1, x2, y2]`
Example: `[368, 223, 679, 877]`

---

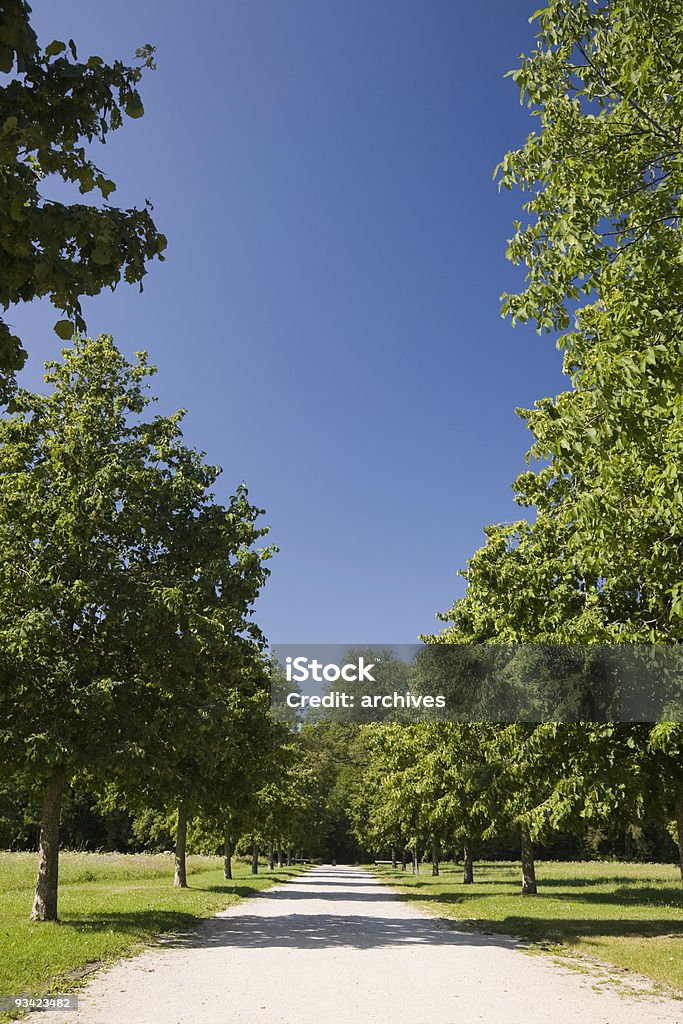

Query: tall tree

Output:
[428, 0, 683, 887]
[0, 335, 271, 919]
[497, 0, 683, 638]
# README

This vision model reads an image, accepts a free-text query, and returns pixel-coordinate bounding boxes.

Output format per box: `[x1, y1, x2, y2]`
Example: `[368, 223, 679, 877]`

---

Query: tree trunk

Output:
[268, 844, 275, 870]
[174, 804, 188, 888]
[401, 848, 408, 871]
[30, 776, 64, 922]
[675, 796, 683, 884]
[463, 837, 474, 884]
[277, 847, 284, 868]
[391, 846, 397, 869]
[431, 837, 439, 876]
[287, 848, 293, 866]
[521, 828, 537, 895]
[624, 830, 632, 860]
[412, 847, 419, 874]
[251, 843, 259, 874]
[223, 828, 232, 880]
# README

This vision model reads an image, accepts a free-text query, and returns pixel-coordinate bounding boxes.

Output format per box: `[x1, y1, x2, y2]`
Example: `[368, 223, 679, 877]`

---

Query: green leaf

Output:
[53, 319, 75, 340]
[0, 44, 13, 73]
[45, 40, 66, 57]
[125, 93, 145, 119]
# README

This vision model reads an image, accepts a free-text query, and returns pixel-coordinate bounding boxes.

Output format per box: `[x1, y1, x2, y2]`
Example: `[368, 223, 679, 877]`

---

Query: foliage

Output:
[0, 335, 272, 793]
[424, 0, 683, 882]
[0, 1, 166, 398]
[0, 335, 276, 914]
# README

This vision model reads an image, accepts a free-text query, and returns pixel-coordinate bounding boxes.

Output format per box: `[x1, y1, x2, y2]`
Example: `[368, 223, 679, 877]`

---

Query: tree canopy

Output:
[0, 335, 273, 917]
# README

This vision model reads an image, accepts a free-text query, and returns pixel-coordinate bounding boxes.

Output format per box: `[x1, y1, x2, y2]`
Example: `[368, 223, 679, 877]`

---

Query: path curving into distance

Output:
[41, 865, 680, 1024]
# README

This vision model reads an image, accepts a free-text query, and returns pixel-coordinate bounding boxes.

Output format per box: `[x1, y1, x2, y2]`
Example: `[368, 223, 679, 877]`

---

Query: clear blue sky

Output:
[15, 1, 564, 642]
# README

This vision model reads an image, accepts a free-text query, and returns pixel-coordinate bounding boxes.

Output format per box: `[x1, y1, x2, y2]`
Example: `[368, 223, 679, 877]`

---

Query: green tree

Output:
[427, 0, 683, 889]
[0, 335, 271, 919]
[0, 2, 166, 397]
[497, 0, 683, 638]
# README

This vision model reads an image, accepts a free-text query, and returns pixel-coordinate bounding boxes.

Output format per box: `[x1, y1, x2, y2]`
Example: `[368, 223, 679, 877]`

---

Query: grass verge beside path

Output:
[0, 852, 306, 1013]
[371, 860, 683, 993]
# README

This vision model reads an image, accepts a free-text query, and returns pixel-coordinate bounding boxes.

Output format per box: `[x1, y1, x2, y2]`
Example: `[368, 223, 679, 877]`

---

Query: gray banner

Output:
[269, 644, 683, 723]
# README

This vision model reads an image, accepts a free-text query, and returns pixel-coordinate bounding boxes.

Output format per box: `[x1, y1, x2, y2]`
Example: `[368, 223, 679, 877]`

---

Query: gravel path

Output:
[40, 865, 681, 1024]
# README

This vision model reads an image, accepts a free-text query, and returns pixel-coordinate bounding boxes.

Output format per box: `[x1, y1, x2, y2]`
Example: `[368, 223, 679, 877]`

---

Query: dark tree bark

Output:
[675, 797, 683, 884]
[431, 837, 440, 876]
[287, 848, 293, 866]
[223, 828, 232, 880]
[268, 844, 275, 871]
[521, 828, 538, 895]
[412, 847, 419, 874]
[391, 846, 397, 869]
[173, 804, 188, 888]
[401, 848, 408, 871]
[251, 843, 259, 874]
[463, 837, 474, 884]
[277, 847, 284, 868]
[30, 776, 64, 922]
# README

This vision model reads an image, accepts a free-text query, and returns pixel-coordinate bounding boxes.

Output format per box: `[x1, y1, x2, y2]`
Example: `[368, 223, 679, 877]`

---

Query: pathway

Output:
[40, 865, 681, 1024]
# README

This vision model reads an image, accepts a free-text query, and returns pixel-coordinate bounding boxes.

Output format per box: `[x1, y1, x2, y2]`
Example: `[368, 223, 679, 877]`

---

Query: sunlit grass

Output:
[372, 860, 683, 992]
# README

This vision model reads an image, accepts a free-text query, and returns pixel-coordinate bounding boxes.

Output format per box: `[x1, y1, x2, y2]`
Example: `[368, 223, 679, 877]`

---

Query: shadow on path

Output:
[161, 911, 522, 952]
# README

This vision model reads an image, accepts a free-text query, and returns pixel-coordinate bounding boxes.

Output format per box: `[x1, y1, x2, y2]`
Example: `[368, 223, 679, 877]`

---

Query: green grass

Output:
[372, 860, 683, 993]
[0, 851, 305, 1011]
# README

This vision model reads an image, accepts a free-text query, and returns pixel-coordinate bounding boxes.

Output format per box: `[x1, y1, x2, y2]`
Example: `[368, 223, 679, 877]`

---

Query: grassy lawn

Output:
[372, 860, 683, 993]
[0, 851, 305, 1011]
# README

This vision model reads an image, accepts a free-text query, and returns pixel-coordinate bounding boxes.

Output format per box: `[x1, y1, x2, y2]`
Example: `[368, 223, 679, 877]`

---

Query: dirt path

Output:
[40, 865, 680, 1024]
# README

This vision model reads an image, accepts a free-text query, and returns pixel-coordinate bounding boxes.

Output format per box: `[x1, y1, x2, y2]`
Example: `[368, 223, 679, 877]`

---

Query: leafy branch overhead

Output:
[497, 0, 683, 334]
[0, 0, 166, 398]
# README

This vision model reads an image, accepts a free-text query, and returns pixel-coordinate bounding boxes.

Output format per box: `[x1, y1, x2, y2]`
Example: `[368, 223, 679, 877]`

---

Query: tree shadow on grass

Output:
[530, 885, 683, 909]
[386, 874, 664, 891]
[493, 915, 683, 944]
[195, 884, 270, 898]
[387, 891, 683, 943]
[61, 910, 200, 936]
[523, 875, 638, 889]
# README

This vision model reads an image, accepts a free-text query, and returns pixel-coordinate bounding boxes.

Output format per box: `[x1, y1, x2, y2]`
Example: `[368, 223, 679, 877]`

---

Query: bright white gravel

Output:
[39, 864, 681, 1024]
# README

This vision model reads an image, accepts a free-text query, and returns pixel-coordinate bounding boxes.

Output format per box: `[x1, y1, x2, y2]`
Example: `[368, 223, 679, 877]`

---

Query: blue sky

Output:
[15, 1, 564, 642]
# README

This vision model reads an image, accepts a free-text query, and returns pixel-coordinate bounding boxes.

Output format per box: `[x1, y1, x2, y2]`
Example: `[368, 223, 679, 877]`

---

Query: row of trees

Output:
[348, 720, 681, 892]
[354, 0, 683, 889]
[0, 334, 297, 917]
[0, 6, 321, 917]
[2, 0, 683, 919]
